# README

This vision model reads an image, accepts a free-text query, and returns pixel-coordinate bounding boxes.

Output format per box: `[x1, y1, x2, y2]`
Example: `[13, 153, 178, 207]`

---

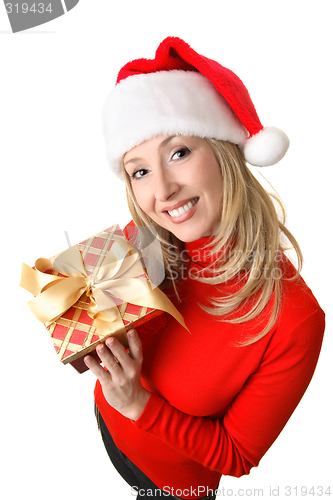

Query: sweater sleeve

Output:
[133, 308, 325, 477]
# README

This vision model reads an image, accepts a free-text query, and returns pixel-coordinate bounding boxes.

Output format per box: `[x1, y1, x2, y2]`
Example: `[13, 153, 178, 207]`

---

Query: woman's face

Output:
[123, 135, 223, 242]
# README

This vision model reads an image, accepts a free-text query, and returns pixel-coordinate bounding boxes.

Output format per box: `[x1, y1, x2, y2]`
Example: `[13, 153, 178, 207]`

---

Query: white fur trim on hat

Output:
[102, 70, 248, 178]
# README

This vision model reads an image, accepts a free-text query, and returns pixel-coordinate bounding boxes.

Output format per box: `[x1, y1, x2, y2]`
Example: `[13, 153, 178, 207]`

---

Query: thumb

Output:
[127, 329, 143, 363]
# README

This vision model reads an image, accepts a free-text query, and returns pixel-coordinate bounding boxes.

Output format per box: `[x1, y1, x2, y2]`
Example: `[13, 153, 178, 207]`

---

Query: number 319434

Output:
[5, 3, 53, 14]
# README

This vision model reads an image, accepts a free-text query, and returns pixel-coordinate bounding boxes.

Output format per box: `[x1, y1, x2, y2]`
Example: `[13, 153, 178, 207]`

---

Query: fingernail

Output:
[127, 329, 136, 337]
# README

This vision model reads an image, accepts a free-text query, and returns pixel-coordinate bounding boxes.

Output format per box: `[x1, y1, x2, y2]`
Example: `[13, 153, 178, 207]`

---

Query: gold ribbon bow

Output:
[20, 235, 188, 341]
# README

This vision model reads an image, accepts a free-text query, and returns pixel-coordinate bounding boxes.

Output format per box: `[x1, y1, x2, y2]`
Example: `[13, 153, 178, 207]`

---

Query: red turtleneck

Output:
[94, 225, 325, 499]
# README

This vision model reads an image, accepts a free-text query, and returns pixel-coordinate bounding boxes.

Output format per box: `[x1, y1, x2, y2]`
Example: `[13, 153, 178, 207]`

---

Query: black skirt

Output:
[94, 405, 217, 500]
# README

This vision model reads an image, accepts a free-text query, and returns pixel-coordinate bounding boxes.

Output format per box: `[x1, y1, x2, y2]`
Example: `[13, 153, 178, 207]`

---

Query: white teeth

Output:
[168, 198, 198, 217]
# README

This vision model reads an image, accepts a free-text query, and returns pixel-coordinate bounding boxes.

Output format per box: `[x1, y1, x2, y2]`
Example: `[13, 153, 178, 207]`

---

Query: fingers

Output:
[102, 330, 142, 366]
[127, 329, 143, 363]
[84, 331, 146, 419]
[84, 353, 110, 383]
[84, 329, 142, 380]
[97, 340, 123, 373]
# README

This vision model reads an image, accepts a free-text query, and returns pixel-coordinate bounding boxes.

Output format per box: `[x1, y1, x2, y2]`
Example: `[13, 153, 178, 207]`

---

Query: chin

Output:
[155, 214, 218, 242]
[171, 226, 213, 243]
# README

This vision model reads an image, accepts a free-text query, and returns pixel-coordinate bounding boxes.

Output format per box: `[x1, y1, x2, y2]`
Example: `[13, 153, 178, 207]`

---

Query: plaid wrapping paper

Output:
[43, 224, 166, 373]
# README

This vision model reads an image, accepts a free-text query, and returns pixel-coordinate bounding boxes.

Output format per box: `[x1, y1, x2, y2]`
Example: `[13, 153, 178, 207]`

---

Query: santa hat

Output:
[102, 37, 289, 178]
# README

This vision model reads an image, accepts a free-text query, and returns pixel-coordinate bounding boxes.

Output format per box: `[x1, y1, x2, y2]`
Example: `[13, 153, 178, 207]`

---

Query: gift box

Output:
[20, 224, 187, 373]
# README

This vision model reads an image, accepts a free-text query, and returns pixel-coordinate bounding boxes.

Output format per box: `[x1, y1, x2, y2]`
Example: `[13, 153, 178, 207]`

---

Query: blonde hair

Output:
[122, 138, 303, 345]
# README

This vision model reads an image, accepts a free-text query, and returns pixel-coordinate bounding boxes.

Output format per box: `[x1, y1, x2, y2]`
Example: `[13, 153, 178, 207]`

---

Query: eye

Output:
[131, 168, 148, 180]
[171, 147, 190, 161]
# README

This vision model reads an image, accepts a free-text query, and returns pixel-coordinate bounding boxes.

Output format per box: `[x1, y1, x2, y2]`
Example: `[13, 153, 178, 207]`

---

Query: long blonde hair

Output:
[122, 138, 303, 345]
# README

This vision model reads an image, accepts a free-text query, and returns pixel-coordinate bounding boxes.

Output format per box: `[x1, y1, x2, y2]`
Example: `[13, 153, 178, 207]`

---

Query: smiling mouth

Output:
[167, 197, 199, 217]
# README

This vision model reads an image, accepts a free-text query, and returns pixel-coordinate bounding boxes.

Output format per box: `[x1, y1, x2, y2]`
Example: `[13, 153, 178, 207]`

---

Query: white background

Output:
[1, 1, 332, 499]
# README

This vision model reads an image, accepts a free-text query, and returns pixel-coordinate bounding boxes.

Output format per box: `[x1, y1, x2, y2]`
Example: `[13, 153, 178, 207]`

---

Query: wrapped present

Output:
[20, 224, 188, 373]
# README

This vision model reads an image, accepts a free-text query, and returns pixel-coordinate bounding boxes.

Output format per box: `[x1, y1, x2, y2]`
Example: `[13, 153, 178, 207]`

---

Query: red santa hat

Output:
[102, 37, 289, 178]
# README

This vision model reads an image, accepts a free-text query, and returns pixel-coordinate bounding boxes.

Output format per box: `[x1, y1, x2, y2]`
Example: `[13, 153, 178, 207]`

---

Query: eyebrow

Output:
[123, 135, 176, 167]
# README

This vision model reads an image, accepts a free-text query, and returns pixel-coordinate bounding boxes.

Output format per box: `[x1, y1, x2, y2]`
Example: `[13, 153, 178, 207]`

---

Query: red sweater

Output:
[94, 232, 325, 499]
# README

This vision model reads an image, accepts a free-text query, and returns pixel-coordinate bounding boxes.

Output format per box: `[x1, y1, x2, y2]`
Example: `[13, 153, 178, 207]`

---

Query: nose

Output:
[153, 168, 179, 202]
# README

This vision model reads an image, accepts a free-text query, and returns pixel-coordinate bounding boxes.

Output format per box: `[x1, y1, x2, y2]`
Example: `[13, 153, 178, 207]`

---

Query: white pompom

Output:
[243, 126, 290, 167]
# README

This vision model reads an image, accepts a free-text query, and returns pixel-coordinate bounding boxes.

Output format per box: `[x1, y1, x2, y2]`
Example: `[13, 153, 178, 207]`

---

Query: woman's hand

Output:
[84, 329, 151, 421]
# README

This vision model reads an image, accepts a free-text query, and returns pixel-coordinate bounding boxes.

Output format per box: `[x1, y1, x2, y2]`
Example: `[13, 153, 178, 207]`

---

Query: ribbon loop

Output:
[20, 230, 188, 338]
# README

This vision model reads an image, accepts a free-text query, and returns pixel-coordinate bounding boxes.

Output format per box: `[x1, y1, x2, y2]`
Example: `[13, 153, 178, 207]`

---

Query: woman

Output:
[84, 37, 325, 499]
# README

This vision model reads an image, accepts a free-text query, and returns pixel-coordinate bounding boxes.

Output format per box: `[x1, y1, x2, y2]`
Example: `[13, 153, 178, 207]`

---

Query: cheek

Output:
[210, 173, 223, 198]
[132, 185, 153, 216]
[196, 163, 223, 199]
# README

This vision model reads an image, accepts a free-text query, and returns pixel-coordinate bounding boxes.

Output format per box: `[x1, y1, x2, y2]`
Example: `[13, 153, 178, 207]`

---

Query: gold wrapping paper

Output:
[20, 225, 188, 366]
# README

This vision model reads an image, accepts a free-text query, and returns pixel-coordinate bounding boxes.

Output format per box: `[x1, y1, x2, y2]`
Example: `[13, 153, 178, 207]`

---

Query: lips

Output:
[163, 197, 200, 224]
[165, 197, 199, 217]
